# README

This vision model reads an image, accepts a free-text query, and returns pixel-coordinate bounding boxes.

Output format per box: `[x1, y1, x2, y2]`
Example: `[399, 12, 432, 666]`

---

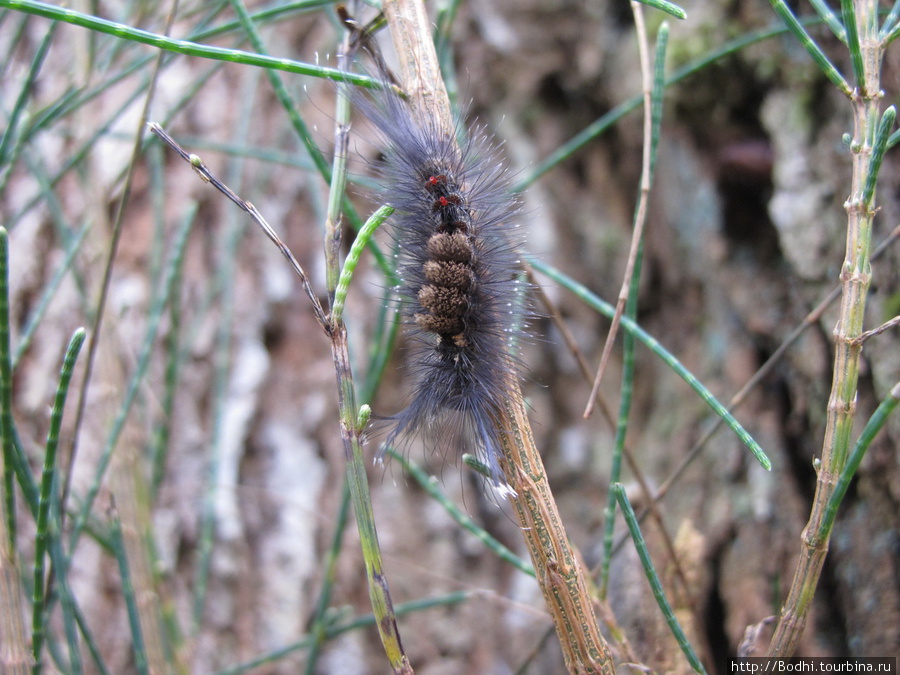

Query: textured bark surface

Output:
[4, 0, 898, 673]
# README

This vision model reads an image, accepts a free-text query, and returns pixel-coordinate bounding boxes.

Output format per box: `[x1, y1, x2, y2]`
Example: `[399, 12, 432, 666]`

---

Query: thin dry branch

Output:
[380, 0, 617, 671]
[147, 123, 329, 332]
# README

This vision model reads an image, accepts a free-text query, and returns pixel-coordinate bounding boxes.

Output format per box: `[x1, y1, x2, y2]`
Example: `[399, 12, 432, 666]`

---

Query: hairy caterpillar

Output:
[359, 87, 527, 485]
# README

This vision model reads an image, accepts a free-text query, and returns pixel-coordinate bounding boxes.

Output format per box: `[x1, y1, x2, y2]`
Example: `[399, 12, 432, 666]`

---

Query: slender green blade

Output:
[614, 484, 707, 674]
[635, 0, 686, 20]
[0, 0, 379, 87]
[530, 257, 772, 470]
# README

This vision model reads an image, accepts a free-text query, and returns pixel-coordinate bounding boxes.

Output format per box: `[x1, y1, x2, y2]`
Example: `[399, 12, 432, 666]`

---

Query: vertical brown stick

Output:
[499, 387, 617, 673]
[379, 2, 616, 671]
[382, 0, 453, 139]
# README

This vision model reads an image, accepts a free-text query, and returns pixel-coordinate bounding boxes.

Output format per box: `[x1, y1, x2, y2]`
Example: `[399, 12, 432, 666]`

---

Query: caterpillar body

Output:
[360, 89, 527, 485]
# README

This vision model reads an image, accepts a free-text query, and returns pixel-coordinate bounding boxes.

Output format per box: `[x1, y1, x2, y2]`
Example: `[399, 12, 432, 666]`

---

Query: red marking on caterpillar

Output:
[357, 88, 528, 486]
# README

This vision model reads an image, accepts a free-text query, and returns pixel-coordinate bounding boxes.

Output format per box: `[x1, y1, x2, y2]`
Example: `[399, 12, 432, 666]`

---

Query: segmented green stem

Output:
[862, 105, 896, 204]
[0, 228, 30, 674]
[614, 485, 706, 674]
[390, 449, 535, 577]
[0, 21, 56, 190]
[331, 206, 394, 323]
[213, 592, 470, 675]
[810, 0, 848, 42]
[0, 229, 15, 551]
[880, 0, 900, 38]
[68, 204, 196, 552]
[303, 477, 352, 675]
[767, 0, 853, 94]
[110, 515, 149, 675]
[331, 327, 411, 673]
[768, 0, 887, 654]
[820, 382, 900, 540]
[12, 225, 89, 370]
[841, 0, 866, 85]
[325, 17, 409, 669]
[0, 0, 378, 88]
[513, 18, 832, 192]
[634, 0, 686, 20]
[32, 329, 86, 673]
[530, 258, 771, 470]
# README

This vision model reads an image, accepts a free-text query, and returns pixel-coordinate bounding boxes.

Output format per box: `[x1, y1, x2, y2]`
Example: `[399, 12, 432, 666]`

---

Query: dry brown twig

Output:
[379, 0, 617, 672]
